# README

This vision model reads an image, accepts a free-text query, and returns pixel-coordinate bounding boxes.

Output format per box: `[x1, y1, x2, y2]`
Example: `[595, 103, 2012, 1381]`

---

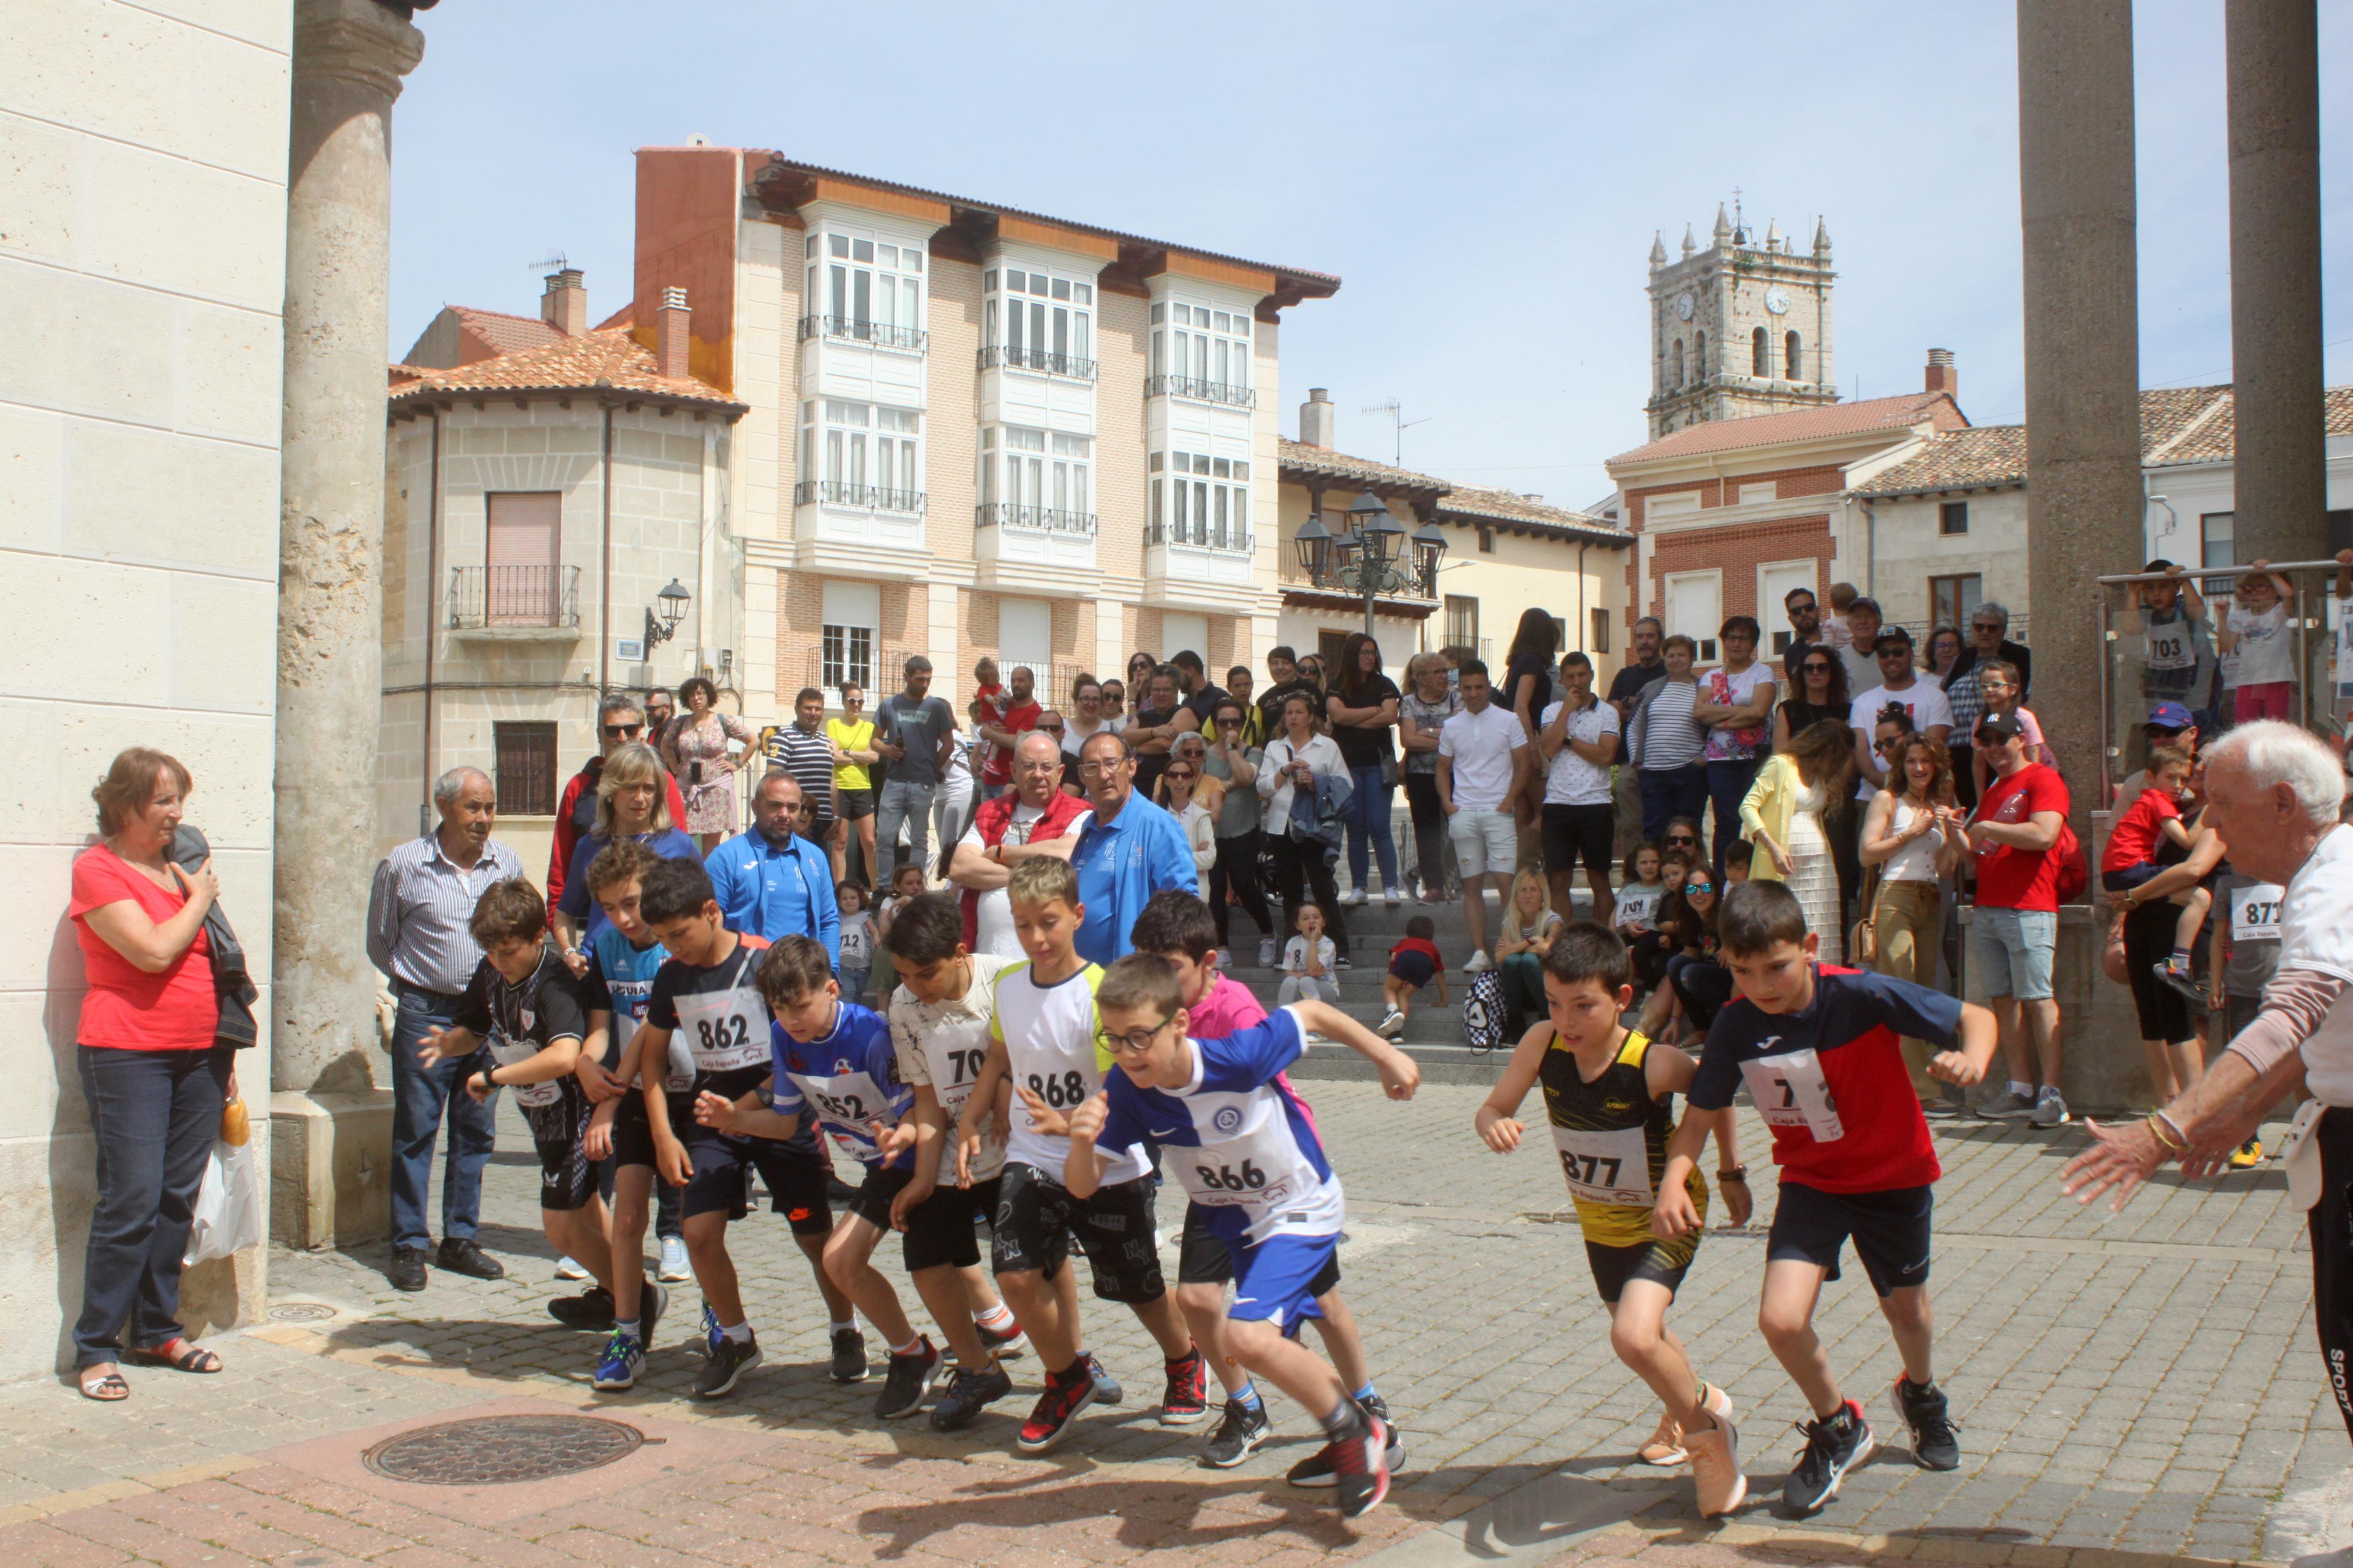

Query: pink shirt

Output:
[1188, 972, 1268, 1037]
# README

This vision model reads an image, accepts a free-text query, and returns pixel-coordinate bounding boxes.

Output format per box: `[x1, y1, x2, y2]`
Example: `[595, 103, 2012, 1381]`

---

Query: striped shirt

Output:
[366, 833, 526, 995]
[764, 724, 838, 820]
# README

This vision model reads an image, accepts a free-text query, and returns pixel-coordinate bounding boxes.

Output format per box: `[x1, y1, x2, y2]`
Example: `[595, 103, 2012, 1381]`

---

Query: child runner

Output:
[881, 892, 1033, 1429]
[1475, 923, 1751, 1516]
[1131, 891, 1403, 1475]
[627, 858, 856, 1399]
[2208, 866, 2281, 1169]
[1048, 954, 1420, 1519]
[956, 856, 1205, 1452]
[1655, 881, 1996, 1514]
[838, 881, 875, 1002]
[1279, 904, 1340, 1005]
[2103, 746, 2212, 995]
[1378, 913, 1448, 1040]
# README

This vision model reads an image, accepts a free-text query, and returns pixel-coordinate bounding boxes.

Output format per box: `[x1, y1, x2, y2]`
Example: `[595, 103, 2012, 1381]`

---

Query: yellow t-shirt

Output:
[826, 717, 876, 791]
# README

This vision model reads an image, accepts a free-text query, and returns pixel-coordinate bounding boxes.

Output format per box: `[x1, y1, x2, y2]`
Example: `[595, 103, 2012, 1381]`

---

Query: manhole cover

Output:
[361, 1415, 645, 1486]
[267, 1302, 337, 1322]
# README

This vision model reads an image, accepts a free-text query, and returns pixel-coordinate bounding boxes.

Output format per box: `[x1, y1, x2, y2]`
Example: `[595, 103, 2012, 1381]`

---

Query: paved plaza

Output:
[0, 1081, 2345, 1567]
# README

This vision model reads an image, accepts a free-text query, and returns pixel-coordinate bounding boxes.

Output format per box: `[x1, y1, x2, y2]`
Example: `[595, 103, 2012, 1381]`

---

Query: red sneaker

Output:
[1160, 1347, 1209, 1425]
[1016, 1363, 1098, 1453]
[1332, 1413, 1392, 1519]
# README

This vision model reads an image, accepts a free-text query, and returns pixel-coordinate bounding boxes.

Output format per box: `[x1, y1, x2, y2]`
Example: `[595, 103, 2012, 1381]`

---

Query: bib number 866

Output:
[1026, 1070, 1087, 1108]
[1194, 1158, 1267, 1191]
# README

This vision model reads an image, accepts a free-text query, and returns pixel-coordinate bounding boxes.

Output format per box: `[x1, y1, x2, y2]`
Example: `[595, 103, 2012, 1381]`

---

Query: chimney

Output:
[656, 286, 691, 380]
[541, 268, 587, 336]
[1924, 347, 1957, 398]
[1299, 387, 1336, 449]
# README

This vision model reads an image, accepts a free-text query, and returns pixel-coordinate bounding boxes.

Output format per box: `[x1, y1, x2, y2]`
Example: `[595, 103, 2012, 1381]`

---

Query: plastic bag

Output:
[185, 1126, 263, 1265]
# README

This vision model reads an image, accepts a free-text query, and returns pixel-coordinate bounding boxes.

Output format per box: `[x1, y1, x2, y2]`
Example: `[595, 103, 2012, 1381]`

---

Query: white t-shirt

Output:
[959, 801, 1093, 959]
[839, 910, 872, 968]
[1062, 717, 1112, 759]
[1282, 934, 1337, 976]
[1851, 681, 1955, 800]
[1438, 703, 1528, 811]
[1539, 700, 1620, 806]
[888, 952, 1013, 1181]
[989, 960, 1149, 1185]
[2277, 825, 2353, 1106]
[2228, 601, 2294, 685]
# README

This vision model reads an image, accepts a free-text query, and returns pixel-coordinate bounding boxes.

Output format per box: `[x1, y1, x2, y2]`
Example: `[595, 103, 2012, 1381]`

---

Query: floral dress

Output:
[663, 711, 754, 834]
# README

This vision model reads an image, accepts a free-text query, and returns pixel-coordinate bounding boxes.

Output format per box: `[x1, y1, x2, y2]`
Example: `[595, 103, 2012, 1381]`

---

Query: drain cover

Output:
[361, 1415, 644, 1486]
[267, 1302, 337, 1322]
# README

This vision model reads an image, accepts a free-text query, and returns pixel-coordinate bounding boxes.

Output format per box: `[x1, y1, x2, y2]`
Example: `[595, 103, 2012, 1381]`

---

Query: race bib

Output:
[1548, 1122, 1655, 1206]
[488, 1029, 561, 1108]
[786, 1069, 896, 1158]
[927, 1040, 991, 1118]
[2145, 623, 2195, 671]
[1171, 1111, 1304, 1213]
[672, 986, 768, 1072]
[2229, 883, 2285, 942]
[1739, 1047, 1844, 1141]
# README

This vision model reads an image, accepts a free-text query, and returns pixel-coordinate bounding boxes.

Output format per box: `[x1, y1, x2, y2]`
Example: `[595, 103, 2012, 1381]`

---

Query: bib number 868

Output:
[1025, 1070, 1087, 1108]
[1194, 1158, 1268, 1191]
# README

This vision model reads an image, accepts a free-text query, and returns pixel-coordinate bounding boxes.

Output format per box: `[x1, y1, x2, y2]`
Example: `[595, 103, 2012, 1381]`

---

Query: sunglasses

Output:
[1165, 769, 1197, 781]
[1666, 834, 1698, 845]
[1801, 662, 1833, 675]
[601, 723, 643, 738]
[1686, 881, 1715, 894]
[1038, 724, 1064, 734]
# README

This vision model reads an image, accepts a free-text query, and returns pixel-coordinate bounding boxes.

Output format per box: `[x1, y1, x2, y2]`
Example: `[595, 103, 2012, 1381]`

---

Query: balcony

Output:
[796, 314, 927, 354]
[978, 344, 1098, 381]
[1142, 519, 1257, 609]
[447, 564, 581, 641]
[1147, 374, 1255, 409]
[977, 502, 1097, 537]
[974, 503, 1098, 586]
[795, 480, 926, 515]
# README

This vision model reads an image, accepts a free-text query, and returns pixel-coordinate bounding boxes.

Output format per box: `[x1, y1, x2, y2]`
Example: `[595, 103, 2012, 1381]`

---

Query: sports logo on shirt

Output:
[1213, 1107, 1243, 1133]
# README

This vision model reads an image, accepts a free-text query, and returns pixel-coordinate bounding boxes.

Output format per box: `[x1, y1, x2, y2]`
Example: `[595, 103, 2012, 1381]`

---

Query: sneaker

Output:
[1783, 1400, 1876, 1514]
[2155, 961, 2211, 1011]
[592, 1328, 644, 1392]
[553, 1254, 590, 1281]
[658, 1235, 691, 1282]
[2030, 1089, 2071, 1129]
[1215, 951, 1232, 970]
[1375, 1009, 1405, 1040]
[1462, 951, 1494, 974]
[1976, 1090, 2038, 1120]
[435, 1237, 505, 1281]
[1017, 1363, 1099, 1453]
[1288, 1395, 1404, 1485]
[1334, 954, 1354, 969]
[1637, 1409, 1687, 1466]
[1383, 888, 1401, 908]
[695, 1331, 762, 1399]
[1085, 1352, 1123, 1405]
[831, 1325, 869, 1384]
[1330, 1411, 1393, 1519]
[1890, 1377, 1961, 1471]
[874, 1339, 939, 1420]
[388, 1245, 427, 1292]
[1258, 937, 1279, 968]
[548, 1286, 615, 1330]
[1201, 1397, 1274, 1467]
[1686, 1417, 1747, 1518]
[2230, 1137, 2264, 1169]
[930, 1363, 1014, 1431]
[1160, 1348, 1209, 1425]
[1342, 887, 1369, 907]
[1923, 1098, 1968, 1122]
[977, 1317, 1028, 1361]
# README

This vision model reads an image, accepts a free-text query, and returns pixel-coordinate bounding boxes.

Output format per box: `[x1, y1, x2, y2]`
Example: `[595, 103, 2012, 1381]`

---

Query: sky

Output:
[388, 0, 2348, 511]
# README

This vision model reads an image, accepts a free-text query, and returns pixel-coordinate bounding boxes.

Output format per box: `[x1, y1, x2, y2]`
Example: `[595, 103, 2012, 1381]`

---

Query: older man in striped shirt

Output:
[367, 767, 526, 1293]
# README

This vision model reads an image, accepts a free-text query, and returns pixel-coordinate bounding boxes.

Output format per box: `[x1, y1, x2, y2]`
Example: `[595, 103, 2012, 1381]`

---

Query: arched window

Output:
[1752, 326, 1770, 376]
[1786, 330, 1803, 382]
[1670, 338, 1684, 387]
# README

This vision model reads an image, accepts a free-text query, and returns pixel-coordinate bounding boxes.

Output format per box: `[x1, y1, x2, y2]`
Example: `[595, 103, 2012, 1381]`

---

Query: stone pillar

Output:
[2225, 0, 2325, 564]
[2015, 0, 2150, 1108]
[271, 0, 424, 1247]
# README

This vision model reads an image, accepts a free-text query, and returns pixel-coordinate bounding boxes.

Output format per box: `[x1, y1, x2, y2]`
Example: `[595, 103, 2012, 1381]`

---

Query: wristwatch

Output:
[1717, 1165, 1748, 1182]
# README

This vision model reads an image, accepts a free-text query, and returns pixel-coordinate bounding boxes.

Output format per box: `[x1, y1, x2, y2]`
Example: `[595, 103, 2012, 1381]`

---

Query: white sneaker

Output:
[1215, 950, 1232, 970]
[1258, 937, 1278, 968]
[1383, 888, 1401, 907]
[554, 1255, 589, 1281]
[2031, 1089, 2071, 1128]
[1462, 951, 1494, 973]
[1342, 887, 1369, 907]
[1376, 1009, 1405, 1040]
[658, 1235, 691, 1282]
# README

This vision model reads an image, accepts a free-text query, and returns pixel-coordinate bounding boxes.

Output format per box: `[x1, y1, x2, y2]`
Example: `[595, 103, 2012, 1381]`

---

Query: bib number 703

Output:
[1769, 1075, 1836, 1115]
[1559, 1150, 1623, 1189]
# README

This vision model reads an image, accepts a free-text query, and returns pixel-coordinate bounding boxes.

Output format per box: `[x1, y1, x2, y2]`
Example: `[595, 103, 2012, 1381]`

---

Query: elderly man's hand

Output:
[2059, 1116, 2170, 1213]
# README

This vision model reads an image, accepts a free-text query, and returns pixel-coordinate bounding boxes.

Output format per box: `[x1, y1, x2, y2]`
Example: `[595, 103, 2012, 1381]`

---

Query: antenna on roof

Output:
[1362, 399, 1432, 467]
[526, 252, 570, 273]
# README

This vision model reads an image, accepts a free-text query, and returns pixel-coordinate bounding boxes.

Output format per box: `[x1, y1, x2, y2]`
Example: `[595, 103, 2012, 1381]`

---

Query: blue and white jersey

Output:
[583, 927, 690, 1090]
[771, 1000, 915, 1170]
[1095, 1007, 1343, 1245]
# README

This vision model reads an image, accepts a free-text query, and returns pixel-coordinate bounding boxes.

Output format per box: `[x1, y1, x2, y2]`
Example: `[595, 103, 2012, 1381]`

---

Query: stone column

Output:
[2015, 0, 2149, 1108]
[271, 0, 424, 1247]
[2226, 0, 2325, 564]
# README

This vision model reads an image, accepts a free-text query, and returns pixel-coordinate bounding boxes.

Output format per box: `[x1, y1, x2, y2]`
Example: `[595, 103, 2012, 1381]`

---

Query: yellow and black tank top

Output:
[1539, 1027, 1708, 1248]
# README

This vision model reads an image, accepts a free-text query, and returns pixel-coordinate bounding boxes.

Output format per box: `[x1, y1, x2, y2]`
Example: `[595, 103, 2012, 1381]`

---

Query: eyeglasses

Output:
[1165, 769, 1197, 782]
[1875, 737, 1904, 753]
[601, 723, 643, 738]
[1077, 759, 1126, 776]
[1098, 1012, 1177, 1055]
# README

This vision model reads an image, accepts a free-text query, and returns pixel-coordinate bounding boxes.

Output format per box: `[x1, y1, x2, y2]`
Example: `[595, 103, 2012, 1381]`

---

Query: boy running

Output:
[1475, 923, 1748, 1517]
[1131, 891, 1401, 1475]
[1655, 881, 1996, 1514]
[1048, 953, 1421, 1519]
[957, 857, 1204, 1452]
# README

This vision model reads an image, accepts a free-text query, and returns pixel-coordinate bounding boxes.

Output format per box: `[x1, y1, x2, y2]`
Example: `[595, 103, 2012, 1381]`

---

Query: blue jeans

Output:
[1705, 756, 1765, 880]
[1638, 764, 1709, 845]
[389, 989, 498, 1251]
[1345, 764, 1399, 893]
[74, 1044, 232, 1367]
[876, 778, 938, 881]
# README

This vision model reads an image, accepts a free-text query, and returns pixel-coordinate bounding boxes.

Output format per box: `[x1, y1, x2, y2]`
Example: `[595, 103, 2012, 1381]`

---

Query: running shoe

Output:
[592, 1328, 644, 1392]
[1890, 1377, 1961, 1471]
[1783, 1400, 1875, 1514]
[2030, 1089, 2071, 1129]
[831, 1325, 870, 1383]
[658, 1235, 691, 1282]
[1462, 951, 1494, 974]
[1342, 887, 1369, 907]
[1215, 951, 1231, 970]
[1976, 1089, 2038, 1120]
[1330, 1411, 1393, 1519]
[2154, 961, 2211, 1011]
[1334, 954, 1354, 969]
[1017, 1363, 1099, 1453]
[553, 1254, 589, 1281]
[547, 1285, 615, 1330]
[1375, 1009, 1405, 1040]
[1086, 1352, 1124, 1405]
[1685, 1417, 1747, 1518]
[1383, 888, 1401, 908]
[1160, 1347, 1209, 1425]
[2230, 1137, 2264, 1169]
[930, 1363, 1013, 1431]
[1201, 1398, 1273, 1468]
[695, 1331, 761, 1399]
[1258, 937, 1279, 968]
[874, 1339, 939, 1420]
[977, 1316, 1028, 1360]
[1637, 1409, 1688, 1466]
[1287, 1395, 1405, 1485]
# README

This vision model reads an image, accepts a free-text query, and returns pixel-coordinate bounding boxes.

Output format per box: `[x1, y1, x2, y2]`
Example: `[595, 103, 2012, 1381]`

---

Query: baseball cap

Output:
[1975, 712, 2025, 744]
[1873, 627, 1916, 653]
[2144, 702, 2194, 731]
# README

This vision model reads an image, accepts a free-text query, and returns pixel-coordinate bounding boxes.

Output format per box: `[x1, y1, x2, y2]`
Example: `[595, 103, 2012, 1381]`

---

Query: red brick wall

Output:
[1645, 515, 1833, 623]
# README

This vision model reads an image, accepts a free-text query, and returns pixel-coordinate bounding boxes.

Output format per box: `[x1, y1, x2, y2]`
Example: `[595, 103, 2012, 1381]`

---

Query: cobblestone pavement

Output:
[0, 1082, 2345, 1567]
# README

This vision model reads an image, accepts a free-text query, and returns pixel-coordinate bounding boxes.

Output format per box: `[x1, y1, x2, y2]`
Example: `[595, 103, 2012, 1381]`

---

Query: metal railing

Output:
[796, 314, 927, 353]
[978, 344, 1098, 380]
[1145, 519, 1254, 553]
[796, 480, 926, 514]
[448, 564, 580, 630]
[1146, 374, 1256, 408]
[798, 645, 931, 702]
[1276, 552, 1438, 600]
[977, 502, 1098, 537]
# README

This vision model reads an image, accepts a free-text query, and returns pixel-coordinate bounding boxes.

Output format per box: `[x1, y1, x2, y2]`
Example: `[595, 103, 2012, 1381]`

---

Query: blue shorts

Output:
[1387, 949, 1437, 989]
[2102, 862, 2162, 894]
[1225, 1226, 1340, 1330]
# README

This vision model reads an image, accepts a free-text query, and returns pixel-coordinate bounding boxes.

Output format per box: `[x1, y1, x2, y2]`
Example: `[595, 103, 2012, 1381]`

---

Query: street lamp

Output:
[1411, 519, 1450, 597]
[1291, 512, 1333, 582]
[1320, 493, 1443, 635]
[644, 578, 692, 651]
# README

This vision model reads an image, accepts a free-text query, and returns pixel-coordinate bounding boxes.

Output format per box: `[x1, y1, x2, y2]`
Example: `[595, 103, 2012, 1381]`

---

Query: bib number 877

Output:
[1025, 1070, 1088, 1108]
[1559, 1150, 1623, 1188]
[1194, 1158, 1268, 1191]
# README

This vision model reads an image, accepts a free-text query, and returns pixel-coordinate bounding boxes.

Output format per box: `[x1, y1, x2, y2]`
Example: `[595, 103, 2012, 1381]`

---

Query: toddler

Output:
[1279, 904, 1341, 1005]
[2102, 746, 2209, 990]
[1379, 913, 1449, 1039]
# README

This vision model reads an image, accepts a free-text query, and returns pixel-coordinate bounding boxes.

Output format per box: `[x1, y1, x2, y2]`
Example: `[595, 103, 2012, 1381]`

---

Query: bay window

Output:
[801, 230, 926, 351]
[979, 427, 1094, 534]
[1149, 450, 1250, 550]
[981, 265, 1096, 378]
[1148, 301, 1254, 406]
[797, 399, 922, 513]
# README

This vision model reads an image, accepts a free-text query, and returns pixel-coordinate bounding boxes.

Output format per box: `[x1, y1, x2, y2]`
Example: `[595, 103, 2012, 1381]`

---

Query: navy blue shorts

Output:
[2102, 862, 2163, 894]
[1766, 1181, 1932, 1297]
[1388, 949, 1437, 989]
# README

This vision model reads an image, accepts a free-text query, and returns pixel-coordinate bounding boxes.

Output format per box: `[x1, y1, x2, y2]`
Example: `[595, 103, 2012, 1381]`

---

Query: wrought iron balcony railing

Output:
[796, 481, 926, 514]
[448, 564, 581, 630]
[796, 314, 927, 353]
[977, 503, 1098, 537]
[1146, 374, 1256, 408]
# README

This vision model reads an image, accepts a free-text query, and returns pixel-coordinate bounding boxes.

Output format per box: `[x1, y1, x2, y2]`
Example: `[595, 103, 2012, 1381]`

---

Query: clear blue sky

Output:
[388, 0, 2347, 509]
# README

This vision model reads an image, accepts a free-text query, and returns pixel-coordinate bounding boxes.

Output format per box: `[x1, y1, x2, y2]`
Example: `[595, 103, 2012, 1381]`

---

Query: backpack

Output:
[1462, 969, 1508, 1052]
[2051, 822, 2088, 905]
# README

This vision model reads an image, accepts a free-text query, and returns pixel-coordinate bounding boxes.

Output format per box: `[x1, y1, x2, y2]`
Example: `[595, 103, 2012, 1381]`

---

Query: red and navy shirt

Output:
[1691, 965, 1961, 1193]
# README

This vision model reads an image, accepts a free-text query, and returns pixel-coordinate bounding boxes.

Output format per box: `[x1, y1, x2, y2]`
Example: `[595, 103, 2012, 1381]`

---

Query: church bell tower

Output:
[1645, 198, 1839, 438]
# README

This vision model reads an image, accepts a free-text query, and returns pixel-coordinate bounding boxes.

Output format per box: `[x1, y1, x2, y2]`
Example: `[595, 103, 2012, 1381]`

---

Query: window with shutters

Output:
[492, 721, 559, 816]
[485, 492, 561, 625]
[1444, 596, 1480, 652]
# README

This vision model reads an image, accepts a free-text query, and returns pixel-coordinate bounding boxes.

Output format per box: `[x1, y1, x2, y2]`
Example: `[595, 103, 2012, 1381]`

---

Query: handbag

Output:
[1849, 862, 1882, 966]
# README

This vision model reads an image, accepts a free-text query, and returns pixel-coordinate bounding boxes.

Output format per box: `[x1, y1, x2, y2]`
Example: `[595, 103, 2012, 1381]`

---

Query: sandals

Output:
[125, 1338, 222, 1374]
[78, 1367, 130, 1401]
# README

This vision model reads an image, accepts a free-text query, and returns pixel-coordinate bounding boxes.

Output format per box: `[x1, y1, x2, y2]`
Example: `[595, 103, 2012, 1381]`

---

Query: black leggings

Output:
[1630, 930, 1676, 991]
[1667, 953, 1733, 1032]
[1208, 829, 1275, 945]
[1266, 831, 1350, 955]
[1403, 772, 1451, 897]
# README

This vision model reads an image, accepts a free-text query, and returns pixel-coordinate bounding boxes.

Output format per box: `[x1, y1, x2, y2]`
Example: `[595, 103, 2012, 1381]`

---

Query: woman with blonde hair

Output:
[1737, 718, 1855, 961]
[553, 743, 698, 949]
[1495, 867, 1563, 1036]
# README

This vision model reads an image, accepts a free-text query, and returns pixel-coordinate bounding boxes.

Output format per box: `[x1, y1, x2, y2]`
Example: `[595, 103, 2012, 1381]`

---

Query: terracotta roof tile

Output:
[1433, 483, 1623, 541]
[449, 305, 565, 357]
[387, 327, 744, 413]
[1275, 440, 1624, 543]
[1277, 438, 1449, 494]
[1606, 392, 1965, 468]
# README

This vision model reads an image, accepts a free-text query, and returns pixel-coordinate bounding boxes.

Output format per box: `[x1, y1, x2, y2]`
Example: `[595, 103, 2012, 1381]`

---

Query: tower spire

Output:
[1712, 202, 1733, 243]
[1649, 230, 1667, 268]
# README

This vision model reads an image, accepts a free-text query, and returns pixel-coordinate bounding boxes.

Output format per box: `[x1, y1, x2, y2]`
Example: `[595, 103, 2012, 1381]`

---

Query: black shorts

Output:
[609, 1093, 694, 1174]
[846, 1170, 1001, 1274]
[1386, 950, 1436, 990]
[1541, 803, 1616, 880]
[992, 1161, 1165, 1304]
[2102, 863, 2163, 894]
[1766, 1181, 1932, 1297]
[1176, 1202, 1342, 1295]
[681, 1126, 835, 1234]
[537, 1136, 599, 1213]
[839, 787, 875, 821]
[1584, 1235, 1697, 1304]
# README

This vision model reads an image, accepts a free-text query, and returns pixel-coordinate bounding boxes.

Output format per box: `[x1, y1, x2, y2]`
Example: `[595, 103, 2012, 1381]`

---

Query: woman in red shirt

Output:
[68, 748, 233, 1399]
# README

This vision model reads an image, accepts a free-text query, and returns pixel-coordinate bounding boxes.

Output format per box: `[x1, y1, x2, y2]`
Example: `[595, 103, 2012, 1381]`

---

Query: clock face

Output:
[1675, 291, 1695, 321]
[1765, 286, 1791, 316]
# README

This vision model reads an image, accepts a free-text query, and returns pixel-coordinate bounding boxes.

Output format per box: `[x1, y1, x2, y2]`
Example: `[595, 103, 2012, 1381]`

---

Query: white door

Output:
[999, 597, 1053, 679]
[1663, 570, 1723, 666]
[1160, 613, 1210, 666]
[1758, 560, 1818, 660]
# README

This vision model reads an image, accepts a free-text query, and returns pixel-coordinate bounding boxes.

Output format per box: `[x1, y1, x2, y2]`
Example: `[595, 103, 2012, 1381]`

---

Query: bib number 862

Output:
[1194, 1158, 1268, 1191]
[695, 1015, 751, 1052]
[1025, 1070, 1087, 1108]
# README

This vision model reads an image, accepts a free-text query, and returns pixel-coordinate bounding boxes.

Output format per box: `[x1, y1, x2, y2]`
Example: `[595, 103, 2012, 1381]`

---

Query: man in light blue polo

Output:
[1069, 731, 1198, 966]
[705, 770, 841, 968]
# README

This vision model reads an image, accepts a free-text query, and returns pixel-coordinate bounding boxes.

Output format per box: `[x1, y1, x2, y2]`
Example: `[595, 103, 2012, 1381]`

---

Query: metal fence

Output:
[447, 564, 579, 629]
